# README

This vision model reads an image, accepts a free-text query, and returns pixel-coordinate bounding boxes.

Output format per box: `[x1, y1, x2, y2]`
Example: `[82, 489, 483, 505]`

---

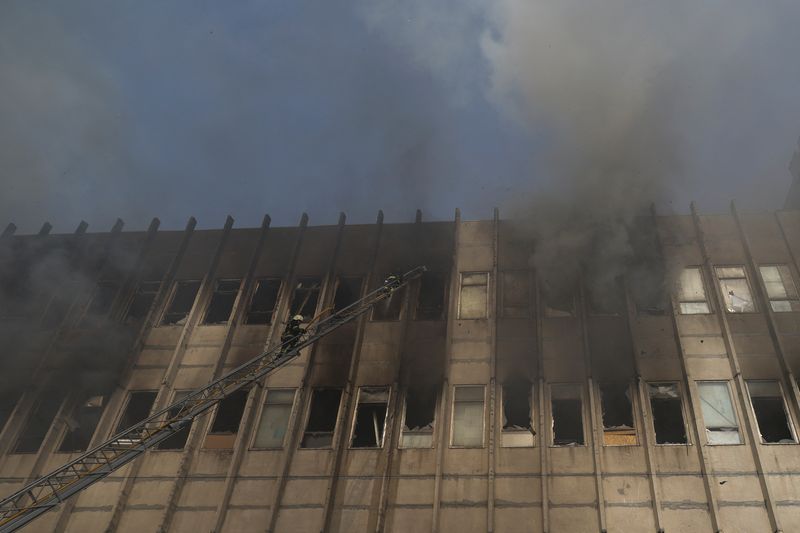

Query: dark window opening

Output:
[351, 387, 389, 448]
[203, 279, 241, 324]
[290, 278, 321, 318]
[115, 391, 157, 434]
[747, 381, 795, 444]
[416, 272, 447, 320]
[373, 274, 405, 320]
[0, 393, 18, 435]
[551, 386, 583, 446]
[246, 279, 281, 325]
[543, 284, 576, 318]
[648, 383, 687, 444]
[209, 389, 249, 434]
[599, 384, 636, 445]
[501, 271, 531, 318]
[125, 280, 161, 323]
[503, 382, 532, 431]
[156, 391, 192, 450]
[58, 395, 106, 452]
[587, 278, 625, 316]
[334, 277, 362, 311]
[401, 385, 436, 448]
[86, 281, 120, 317]
[301, 389, 342, 448]
[161, 281, 201, 325]
[13, 394, 64, 453]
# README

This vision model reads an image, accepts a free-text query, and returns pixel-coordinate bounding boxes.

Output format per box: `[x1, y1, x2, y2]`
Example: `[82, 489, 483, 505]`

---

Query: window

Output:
[759, 265, 800, 312]
[253, 389, 296, 448]
[301, 389, 342, 448]
[203, 279, 241, 324]
[587, 278, 625, 316]
[677, 267, 711, 314]
[697, 382, 741, 444]
[715, 267, 755, 313]
[246, 279, 281, 324]
[451, 386, 485, 447]
[543, 287, 576, 318]
[501, 271, 531, 318]
[161, 281, 201, 325]
[115, 391, 157, 434]
[0, 393, 18, 435]
[648, 383, 687, 444]
[458, 273, 488, 319]
[334, 277, 362, 311]
[125, 280, 160, 323]
[13, 394, 64, 453]
[551, 384, 584, 446]
[400, 385, 436, 448]
[86, 281, 120, 317]
[290, 278, 321, 318]
[351, 387, 390, 448]
[58, 395, 106, 453]
[746, 381, 796, 444]
[209, 389, 249, 434]
[372, 275, 404, 320]
[599, 384, 637, 445]
[502, 381, 534, 447]
[416, 272, 447, 320]
[156, 391, 193, 450]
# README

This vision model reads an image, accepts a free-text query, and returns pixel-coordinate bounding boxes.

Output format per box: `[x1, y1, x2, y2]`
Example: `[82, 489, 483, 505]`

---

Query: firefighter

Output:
[281, 314, 306, 352]
[381, 273, 403, 294]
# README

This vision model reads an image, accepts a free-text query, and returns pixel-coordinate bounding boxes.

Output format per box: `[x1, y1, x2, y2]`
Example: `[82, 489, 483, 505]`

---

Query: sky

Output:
[1, 0, 799, 233]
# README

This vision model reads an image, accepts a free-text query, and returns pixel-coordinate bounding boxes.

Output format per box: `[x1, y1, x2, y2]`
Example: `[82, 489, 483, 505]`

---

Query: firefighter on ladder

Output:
[280, 314, 306, 354]
[381, 273, 403, 295]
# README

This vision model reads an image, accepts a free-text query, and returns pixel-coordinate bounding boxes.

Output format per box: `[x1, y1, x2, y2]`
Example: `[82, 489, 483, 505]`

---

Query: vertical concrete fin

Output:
[147, 217, 161, 233]
[377, 210, 384, 224]
[415, 209, 422, 223]
[261, 214, 272, 228]
[75, 221, 89, 235]
[1, 223, 16, 238]
[338, 212, 347, 226]
[300, 212, 309, 227]
[38, 222, 52, 236]
[111, 218, 124, 234]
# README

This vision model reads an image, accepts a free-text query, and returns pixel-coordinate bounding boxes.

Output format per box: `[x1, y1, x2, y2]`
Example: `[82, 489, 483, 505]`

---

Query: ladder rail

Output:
[0, 266, 425, 532]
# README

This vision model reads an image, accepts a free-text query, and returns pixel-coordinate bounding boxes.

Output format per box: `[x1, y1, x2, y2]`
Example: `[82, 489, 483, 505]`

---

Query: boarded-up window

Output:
[697, 381, 741, 445]
[254, 389, 296, 448]
[400, 386, 436, 448]
[746, 381, 796, 443]
[351, 387, 389, 448]
[301, 389, 342, 448]
[203, 279, 241, 324]
[677, 267, 710, 314]
[502, 382, 534, 447]
[13, 394, 64, 453]
[416, 272, 447, 320]
[161, 281, 201, 325]
[334, 277, 362, 311]
[759, 265, 800, 312]
[451, 386, 484, 447]
[648, 383, 687, 444]
[458, 273, 488, 319]
[58, 395, 106, 453]
[551, 384, 584, 446]
[501, 271, 531, 318]
[156, 391, 193, 450]
[115, 391, 157, 434]
[125, 280, 161, 323]
[209, 389, 249, 434]
[290, 278, 321, 318]
[599, 384, 637, 445]
[715, 267, 755, 313]
[246, 278, 281, 324]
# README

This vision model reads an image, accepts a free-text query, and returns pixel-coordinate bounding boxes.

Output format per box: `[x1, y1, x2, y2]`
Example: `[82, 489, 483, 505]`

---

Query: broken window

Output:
[551, 384, 584, 446]
[458, 272, 489, 319]
[57, 395, 106, 453]
[599, 384, 637, 445]
[677, 267, 711, 314]
[502, 382, 534, 447]
[451, 386, 485, 447]
[156, 391, 193, 450]
[351, 387, 389, 448]
[125, 280, 161, 323]
[543, 286, 576, 318]
[115, 391, 157, 434]
[501, 271, 531, 318]
[587, 278, 625, 316]
[759, 265, 800, 312]
[13, 394, 64, 453]
[746, 381, 796, 444]
[334, 277, 362, 311]
[245, 278, 281, 325]
[300, 388, 342, 448]
[416, 272, 447, 320]
[290, 278, 321, 318]
[372, 275, 405, 320]
[161, 280, 201, 325]
[209, 389, 249, 434]
[715, 267, 755, 313]
[697, 381, 741, 445]
[253, 389, 296, 448]
[400, 385, 436, 448]
[648, 383, 687, 444]
[86, 281, 120, 317]
[203, 279, 241, 324]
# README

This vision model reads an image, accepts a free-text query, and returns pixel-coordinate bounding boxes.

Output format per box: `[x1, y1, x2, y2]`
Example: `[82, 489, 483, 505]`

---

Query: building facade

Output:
[1, 206, 800, 532]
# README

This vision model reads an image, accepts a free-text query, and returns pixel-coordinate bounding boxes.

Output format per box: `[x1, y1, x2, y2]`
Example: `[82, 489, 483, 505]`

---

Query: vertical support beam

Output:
[486, 208, 499, 533]
[38, 222, 52, 236]
[774, 211, 800, 414]
[534, 275, 549, 533]
[1, 223, 16, 239]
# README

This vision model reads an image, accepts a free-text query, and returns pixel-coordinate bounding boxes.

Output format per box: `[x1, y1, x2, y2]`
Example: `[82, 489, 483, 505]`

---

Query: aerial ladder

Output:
[0, 266, 425, 532]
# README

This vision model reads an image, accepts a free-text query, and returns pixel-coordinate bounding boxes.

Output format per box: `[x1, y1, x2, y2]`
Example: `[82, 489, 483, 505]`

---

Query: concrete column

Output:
[534, 277, 549, 533]
[486, 208, 499, 533]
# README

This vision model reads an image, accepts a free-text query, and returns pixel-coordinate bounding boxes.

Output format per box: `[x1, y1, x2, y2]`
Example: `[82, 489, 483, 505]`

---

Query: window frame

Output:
[398, 387, 437, 449]
[745, 380, 798, 445]
[714, 265, 757, 314]
[154, 389, 194, 451]
[202, 278, 242, 325]
[414, 271, 448, 321]
[596, 382, 638, 447]
[299, 388, 344, 450]
[348, 386, 391, 449]
[124, 279, 162, 324]
[758, 264, 800, 313]
[113, 390, 158, 437]
[645, 381, 691, 446]
[243, 277, 283, 326]
[676, 266, 713, 315]
[449, 385, 486, 448]
[549, 383, 587, 447]
[158, 280, 202, 327]
[500, 270, 533, 319]
[457, 272, 490, 320]
[500, 382, 535, 448]
[250, 388, 298, 450]
[696, 380, 743, 446]
[55, 395, 107, 454]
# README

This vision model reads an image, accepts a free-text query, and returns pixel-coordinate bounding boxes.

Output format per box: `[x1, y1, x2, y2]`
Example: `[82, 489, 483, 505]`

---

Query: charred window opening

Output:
[161, 280, 201, 326]
[551, 385, 584, 446]
[13, 393, 64, 453]
[290, 278, 321, 318]
[209, 389, 249, 434]
[451, 386, 485, 447]
[115, 391, 157, 434]
[599, 384, 637, 445]
[677, 267, 711, 314]
[587, 278, 625, 316]
[86, 281, 120, 317]
[58, 395, 106, 453]
[458, 272, 488, 319]
[416, 272, 447, 320]
[203, 279, 241, 324]
[334, 277, 362, 311]
[697, 381, 741, 445]
[372, 274, 405, 321]
[0, 393, 18, 435]
[716, 267, 756, 313]
[254, 389, 296, 448]
[125, 280, 161, 323]
[246, 278, 281, 325]
[400, 385, 436, 448]
[351, 387, 389, 448]
[648, 383, 687, 444]
[501, 271, 531, 318]
[759, 265, 800, 312]
[502, 381, 534, 447]
[543, 283, 576, 318]
[747, 381, 796, 444]
[156, 391, 193, 450]
[301, 388, 342, 448]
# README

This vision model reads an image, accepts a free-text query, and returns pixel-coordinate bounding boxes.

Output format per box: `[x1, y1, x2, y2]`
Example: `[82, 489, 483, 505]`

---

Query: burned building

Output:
[2, 204, 800, 533]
